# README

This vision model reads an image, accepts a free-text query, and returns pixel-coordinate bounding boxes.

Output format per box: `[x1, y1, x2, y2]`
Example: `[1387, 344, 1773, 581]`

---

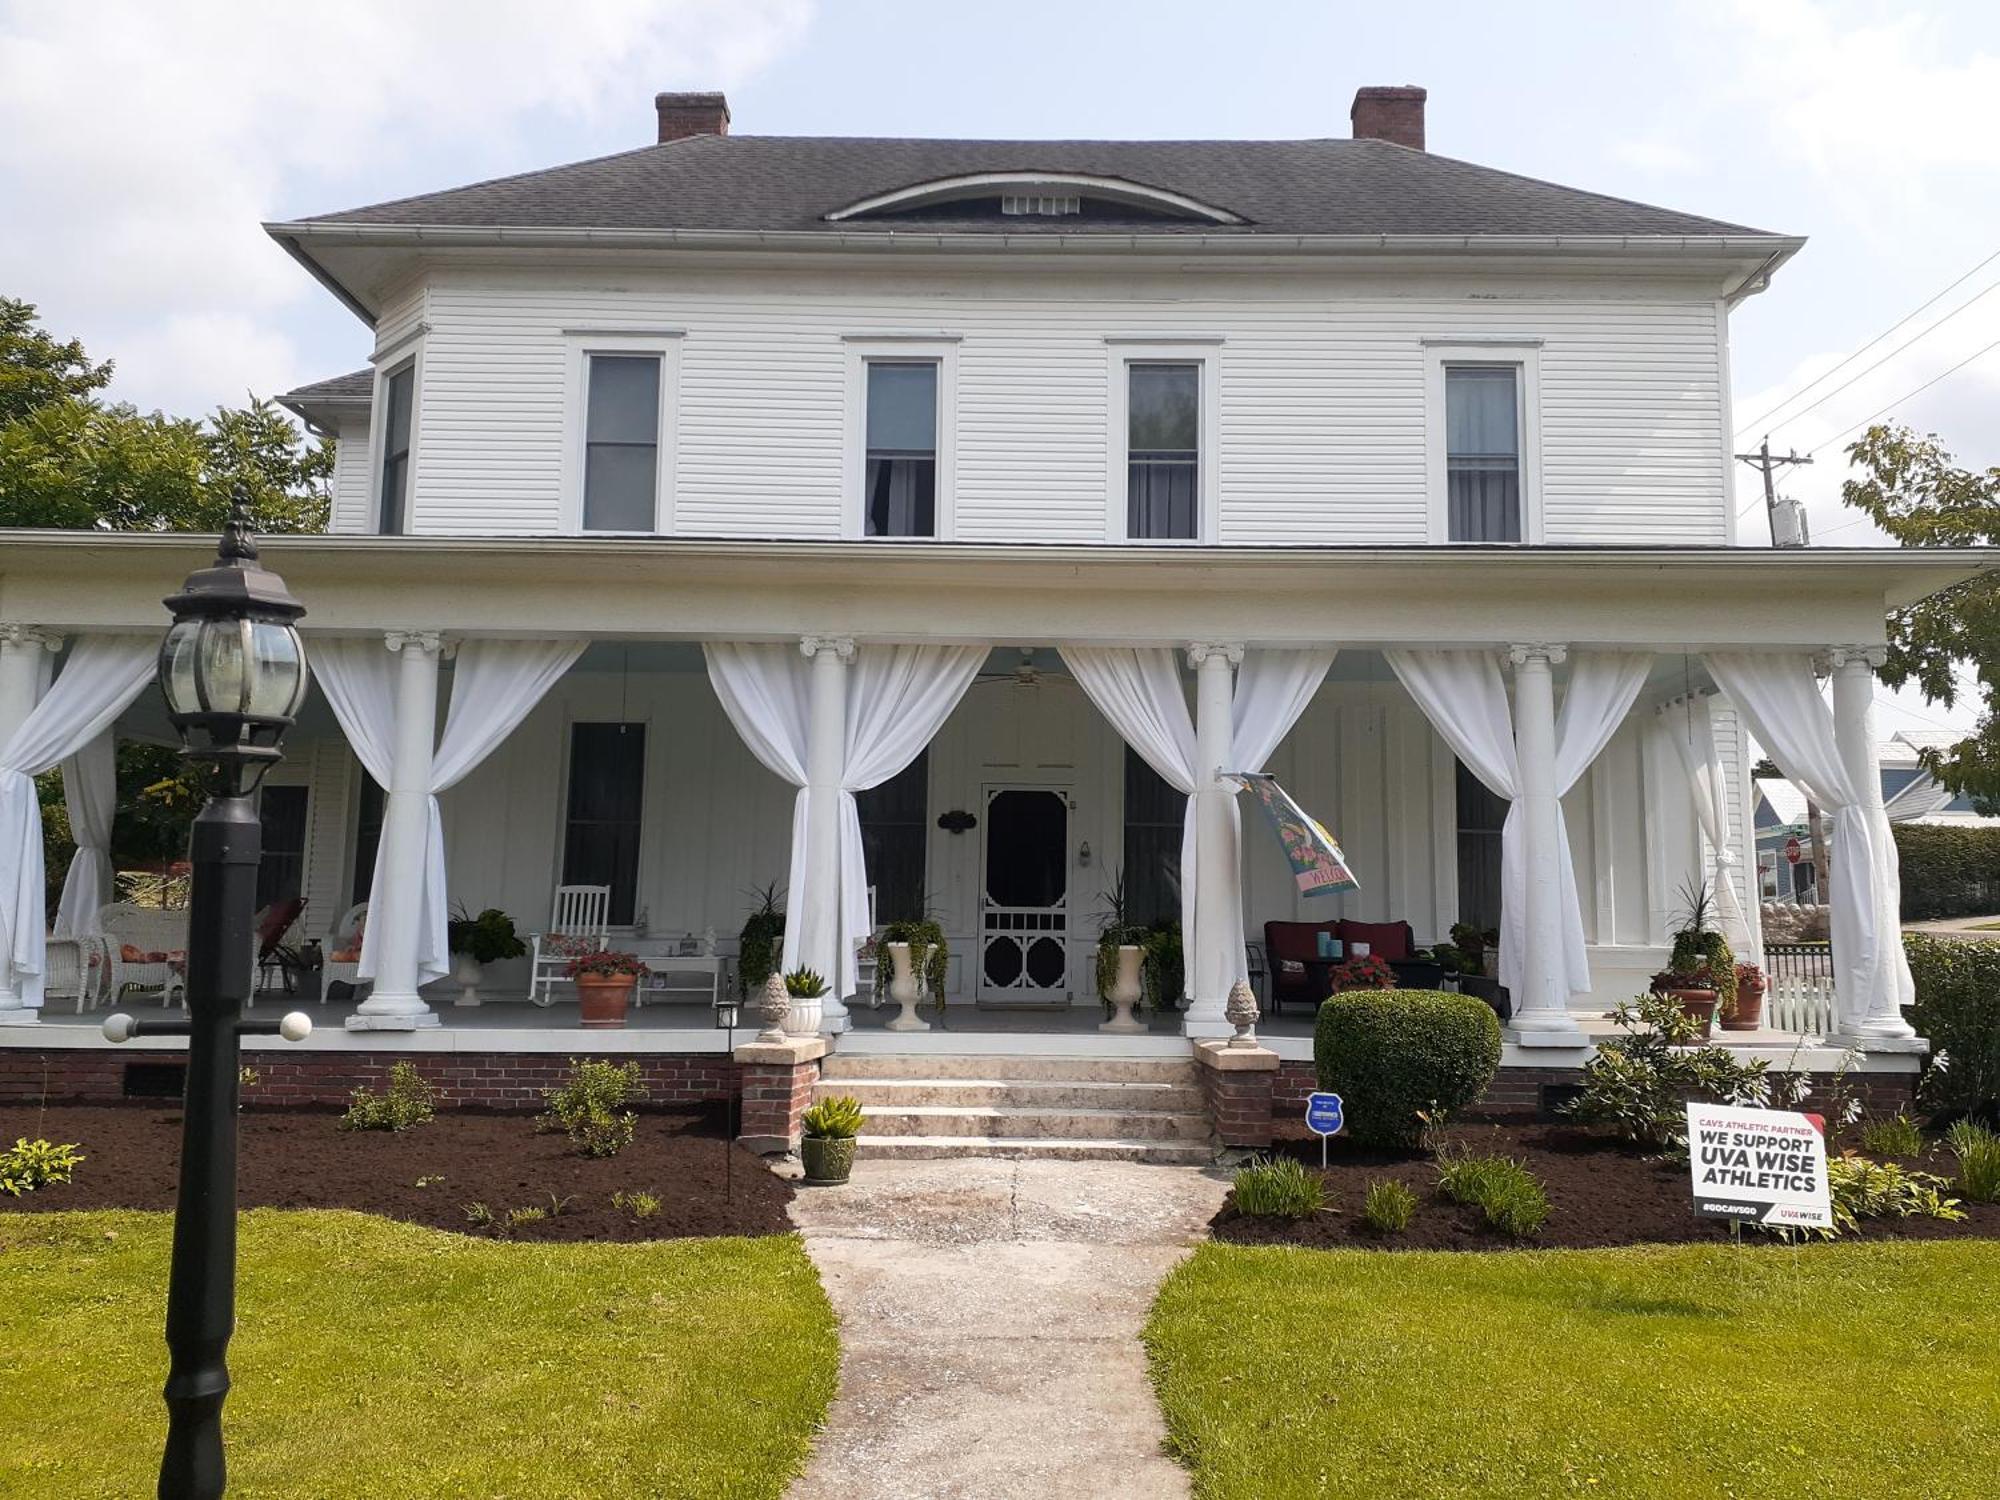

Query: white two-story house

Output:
[0, 85, 1982, 1080]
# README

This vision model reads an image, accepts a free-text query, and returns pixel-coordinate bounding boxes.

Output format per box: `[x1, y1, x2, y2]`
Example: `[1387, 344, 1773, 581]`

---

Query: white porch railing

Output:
[1765, 975, 1836, 1037]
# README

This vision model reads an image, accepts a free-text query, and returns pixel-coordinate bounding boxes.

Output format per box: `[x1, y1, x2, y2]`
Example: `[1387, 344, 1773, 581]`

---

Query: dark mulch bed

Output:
[0, 1102, 794, 1242]
[1214, 1123, 2000, 1252]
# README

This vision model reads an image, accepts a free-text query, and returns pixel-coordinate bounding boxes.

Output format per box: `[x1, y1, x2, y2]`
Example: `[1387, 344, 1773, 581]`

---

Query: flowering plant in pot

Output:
[1328, 954, 1396, 995]
[1650, 960, 1721, 1039]
[565, 950, 647, 1030]
[1724, 961, 1768, 1032]
[800, 1094, 864, 1185]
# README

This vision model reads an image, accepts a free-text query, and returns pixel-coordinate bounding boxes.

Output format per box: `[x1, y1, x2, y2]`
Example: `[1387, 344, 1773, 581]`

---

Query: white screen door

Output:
[978, 784, 1070, 1001]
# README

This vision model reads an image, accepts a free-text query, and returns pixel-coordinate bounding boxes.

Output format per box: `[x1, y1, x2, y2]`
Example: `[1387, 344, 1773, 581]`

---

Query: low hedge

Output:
[1895, 824, 2000, 920]
[1905, 934, 2000, 1118]
[1314, 989, 1502, 1149]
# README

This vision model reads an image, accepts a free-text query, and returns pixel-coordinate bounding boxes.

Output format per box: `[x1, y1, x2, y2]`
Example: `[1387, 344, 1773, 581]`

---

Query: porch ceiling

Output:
[2, 530, 1990, 652]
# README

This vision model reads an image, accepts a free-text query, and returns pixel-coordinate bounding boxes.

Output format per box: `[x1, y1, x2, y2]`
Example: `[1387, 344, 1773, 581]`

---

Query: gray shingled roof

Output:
[297, 134, 1776, 239]
[280, 369, 371, 403]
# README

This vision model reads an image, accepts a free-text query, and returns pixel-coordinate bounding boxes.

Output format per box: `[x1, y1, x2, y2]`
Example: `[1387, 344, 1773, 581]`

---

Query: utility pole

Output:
[1734, 438, 1830, 902]
[1735, 436, 1814, 548]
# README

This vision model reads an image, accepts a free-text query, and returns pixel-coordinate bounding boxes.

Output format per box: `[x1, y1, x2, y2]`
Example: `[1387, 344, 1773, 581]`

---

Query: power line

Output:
[1762, 275, 2000, 440]
[1807, 333, 2000, 457]
[1735, 245, 2000, 438]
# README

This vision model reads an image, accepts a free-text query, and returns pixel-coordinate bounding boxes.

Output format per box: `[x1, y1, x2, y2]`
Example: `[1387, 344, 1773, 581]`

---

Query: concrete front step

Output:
[822, 1052, 1197, 1085]
[857, 1103, 1214, 1142]
[816, 1078, 1209, 1112]
[854, 1134, 1216, 1164]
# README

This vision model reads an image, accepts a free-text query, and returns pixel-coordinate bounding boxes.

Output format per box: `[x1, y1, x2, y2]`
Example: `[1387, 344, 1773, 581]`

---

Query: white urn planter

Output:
[451, 951, 484, 1008]
[786, 990, 825, 1037]
[884, 941, 932, 1032]
[1099, 944, 1145, 1034]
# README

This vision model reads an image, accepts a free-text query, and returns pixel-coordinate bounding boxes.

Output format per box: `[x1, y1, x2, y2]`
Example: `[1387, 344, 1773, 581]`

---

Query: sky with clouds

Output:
[2, 0, 1994, 732]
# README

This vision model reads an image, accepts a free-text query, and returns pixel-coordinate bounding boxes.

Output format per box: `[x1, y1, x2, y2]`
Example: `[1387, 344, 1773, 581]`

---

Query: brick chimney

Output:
[656, 91, 730, 143]
[1350, 86, 1426, 150]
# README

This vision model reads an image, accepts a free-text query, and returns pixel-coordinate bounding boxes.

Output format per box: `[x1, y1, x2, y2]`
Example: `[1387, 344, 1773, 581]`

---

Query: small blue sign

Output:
[1305, 1092, 1344, 1137]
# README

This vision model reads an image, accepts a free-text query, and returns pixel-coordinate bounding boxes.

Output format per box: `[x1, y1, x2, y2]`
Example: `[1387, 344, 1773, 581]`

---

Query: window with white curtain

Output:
[1445, 365, 1521, 542]
[1126, 363, 1200, 540]
[583, 354, 662, 532]
[864, 361, 938, 538]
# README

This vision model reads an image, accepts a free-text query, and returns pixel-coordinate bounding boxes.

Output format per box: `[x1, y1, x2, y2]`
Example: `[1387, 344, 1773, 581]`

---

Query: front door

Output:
[978, 784, 1070, 1002]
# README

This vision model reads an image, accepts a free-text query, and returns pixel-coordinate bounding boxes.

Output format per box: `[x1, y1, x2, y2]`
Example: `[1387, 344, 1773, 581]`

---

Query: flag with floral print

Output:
[1234, 772, 1359, 897]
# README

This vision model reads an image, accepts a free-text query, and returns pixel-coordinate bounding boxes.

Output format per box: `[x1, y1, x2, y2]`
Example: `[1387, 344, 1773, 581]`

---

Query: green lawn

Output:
[1, 1210, 837, 1499]
[1146, 1240, 2000, 1500]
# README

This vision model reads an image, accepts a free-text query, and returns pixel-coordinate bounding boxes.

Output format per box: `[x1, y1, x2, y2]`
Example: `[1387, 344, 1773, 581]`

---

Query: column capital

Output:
[1185, 642, 1244, 669]
[0, 625, 62, 652]
[384, 630, 446, 656]
[1507, 642, 1568, 669]
[799, 635, 855, 662]
[1821, 644, 1887, 672]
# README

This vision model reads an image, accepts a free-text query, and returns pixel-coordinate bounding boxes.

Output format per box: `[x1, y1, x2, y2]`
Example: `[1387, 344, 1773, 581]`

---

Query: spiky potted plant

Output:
[783, 966, 829, 1037]
[800, 1094, 864, 1185]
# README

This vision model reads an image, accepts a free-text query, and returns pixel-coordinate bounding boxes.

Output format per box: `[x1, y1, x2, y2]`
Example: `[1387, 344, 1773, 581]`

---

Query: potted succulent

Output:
[1724, 961, 1768, 1032]
[566, 950, 648, 1029]
[783, 966, 829, 1036]
[446, 905, 526, 1008]
[1651, 960, 1721, 1039]
[800, 1094, 864, 1185]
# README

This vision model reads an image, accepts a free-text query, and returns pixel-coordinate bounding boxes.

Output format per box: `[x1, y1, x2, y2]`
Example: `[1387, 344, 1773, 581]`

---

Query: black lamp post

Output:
[715, 994, 739, 1201]
[102, 496, 314, 1500]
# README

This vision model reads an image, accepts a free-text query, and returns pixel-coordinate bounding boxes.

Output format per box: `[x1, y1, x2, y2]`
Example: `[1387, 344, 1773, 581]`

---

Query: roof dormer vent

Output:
[1001, 194, 1081, 217]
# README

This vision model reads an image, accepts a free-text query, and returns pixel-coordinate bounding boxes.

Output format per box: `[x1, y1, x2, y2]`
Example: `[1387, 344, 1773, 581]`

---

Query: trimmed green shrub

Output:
[1948, 1119, 2000, 1203]
[1859, 1113, 1926, 1159]
[1361, 1179, 1417, 1234]
[1314, 989, 1501, 1149]
[341, 1062, 435, 1132]
[540, 1059, 644, 1157]
[1905, 934, 2000, 1117]
[1231, 1156, 1325, 1219]
[1436, 1150, 1549, 1237]
[1895, 823, 2000, 920]
[0, 1137, 84, 1196]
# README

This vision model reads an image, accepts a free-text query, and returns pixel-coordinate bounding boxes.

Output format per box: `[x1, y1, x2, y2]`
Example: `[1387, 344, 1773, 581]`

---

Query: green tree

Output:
[0, 297, 330, 533]
[1841, 423, 2000, 803]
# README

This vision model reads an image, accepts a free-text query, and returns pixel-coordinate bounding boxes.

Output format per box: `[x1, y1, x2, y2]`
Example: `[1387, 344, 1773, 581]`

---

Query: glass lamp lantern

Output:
[158, 499, 308, 792]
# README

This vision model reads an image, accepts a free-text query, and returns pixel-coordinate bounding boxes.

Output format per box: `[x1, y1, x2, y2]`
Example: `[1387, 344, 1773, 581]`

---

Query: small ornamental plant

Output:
[540, 1058, 644, 1157]
[1327, 954, 1395, 994]
[800, 1094, 864, 1185]
[1231, 1157, 1325, 1219]
[448, 906, 527, 964]
[1362, 1178, 1417, 1234]
[1436, 1149, 1549, 1238]
[784, 967, 830, 998]
[341, 1061, 436, 1132]
[1947, 1119, 2000, 1203]
[0, 1138, 84, 1196]
[564, 950, 648, 980]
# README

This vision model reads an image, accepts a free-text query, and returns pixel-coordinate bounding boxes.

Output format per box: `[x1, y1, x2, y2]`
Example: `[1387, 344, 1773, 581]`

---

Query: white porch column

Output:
[800, 635, 853, 1034]
[1185, 642, 1243, 1036]
[0, 627, 60, 1022]
[1828, 646, 1921, 1046]
[347, 630, 443, 1031]
[1507, 643, 1585, 1045]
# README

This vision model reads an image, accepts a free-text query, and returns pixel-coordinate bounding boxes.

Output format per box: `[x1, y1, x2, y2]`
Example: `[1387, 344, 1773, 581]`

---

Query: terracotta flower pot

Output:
[1720, 977, 1766, 1032]
[1670, 987, 1718, 1040]
[575, 973, 635, 1029]
[801, 1135, 856, 1185]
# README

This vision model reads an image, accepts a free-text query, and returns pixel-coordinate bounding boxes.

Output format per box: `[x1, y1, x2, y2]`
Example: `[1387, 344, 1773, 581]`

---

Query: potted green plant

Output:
[873, 917, 949, 1031]
[800, 1094, 864, 1185]
[737, 882, 785, 999]
[1669, 877, 1737, 1020]
[1651, 960, 1721, 1039]
[1093, 873, 1150, 1034]
[566, 950, 647, 1029]
[446, 905, 526, 1008]
[783, 965, 829, 1036]
[1141, 920, 1184, 1012]
[1725, 961, 1768, 1032]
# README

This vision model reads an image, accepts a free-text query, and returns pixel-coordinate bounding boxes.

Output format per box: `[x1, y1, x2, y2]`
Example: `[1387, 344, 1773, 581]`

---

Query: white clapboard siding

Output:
[391, 267, 1727, 545]
[328, 415, 372, 534]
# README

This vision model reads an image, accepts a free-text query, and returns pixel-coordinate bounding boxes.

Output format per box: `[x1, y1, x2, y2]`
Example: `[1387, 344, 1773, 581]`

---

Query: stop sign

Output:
[1784, 836, 1802, 866]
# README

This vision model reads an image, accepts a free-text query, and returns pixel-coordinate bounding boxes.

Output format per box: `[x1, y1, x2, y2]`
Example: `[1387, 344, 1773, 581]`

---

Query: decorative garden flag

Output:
[1233, 772, 1360, 897]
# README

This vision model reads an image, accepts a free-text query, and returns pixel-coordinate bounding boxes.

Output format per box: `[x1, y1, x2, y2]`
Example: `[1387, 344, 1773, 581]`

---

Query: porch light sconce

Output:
[1078, 841, 1092, 867]
[937, 809, 977, 834]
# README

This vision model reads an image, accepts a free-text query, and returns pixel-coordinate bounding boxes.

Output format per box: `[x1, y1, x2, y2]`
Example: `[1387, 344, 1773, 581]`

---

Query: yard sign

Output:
[1305, 1091, 1344, 1168]
[1684, 1102, 1832, 1230]
[1233, 772, 1360, 896]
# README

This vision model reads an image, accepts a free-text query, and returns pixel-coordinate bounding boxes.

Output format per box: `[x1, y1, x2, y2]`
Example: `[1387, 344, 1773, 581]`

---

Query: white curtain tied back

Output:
[706, 641, 986, 1001]
[0, 637, 158, 1007]
[53, 731, 118, 936]
[315, 638, 585, 987]
[1386, 649, 1649, 1000]
[1651, 693, 1754, 952]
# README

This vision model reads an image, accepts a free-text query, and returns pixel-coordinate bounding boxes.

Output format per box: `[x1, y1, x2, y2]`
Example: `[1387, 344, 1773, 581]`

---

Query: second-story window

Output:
[865, 361, 938, 537]
[583, 354, 662, 532]
[1445, 365, 1521, 543]
[378, 363, 414, 535]
[1127, 363, 1199, 540]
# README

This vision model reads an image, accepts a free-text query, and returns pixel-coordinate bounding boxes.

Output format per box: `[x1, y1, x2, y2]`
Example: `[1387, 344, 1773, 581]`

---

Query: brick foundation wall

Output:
[736, 1057, 820, 1152]
[0, 1049, 739, 1112]
[1193, 1048, 1279, 1148]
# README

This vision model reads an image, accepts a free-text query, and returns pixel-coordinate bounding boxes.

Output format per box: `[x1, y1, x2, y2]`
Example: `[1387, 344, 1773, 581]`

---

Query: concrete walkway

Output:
[786, 1156, 1230, 1500]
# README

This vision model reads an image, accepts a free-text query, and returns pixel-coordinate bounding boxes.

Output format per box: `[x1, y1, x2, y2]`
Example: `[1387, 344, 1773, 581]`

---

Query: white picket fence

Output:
[1765, 974, 1836, 1037]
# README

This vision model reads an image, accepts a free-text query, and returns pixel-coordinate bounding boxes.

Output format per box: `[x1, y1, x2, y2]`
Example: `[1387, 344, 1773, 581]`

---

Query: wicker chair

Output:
[321, 902, 369, 1001]
[98, 902, 190, 1008]
[43, 934, 110, 1014]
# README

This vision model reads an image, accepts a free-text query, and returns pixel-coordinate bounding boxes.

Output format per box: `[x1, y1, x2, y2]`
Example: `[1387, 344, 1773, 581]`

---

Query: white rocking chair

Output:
[528, 885, 612, 1007]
